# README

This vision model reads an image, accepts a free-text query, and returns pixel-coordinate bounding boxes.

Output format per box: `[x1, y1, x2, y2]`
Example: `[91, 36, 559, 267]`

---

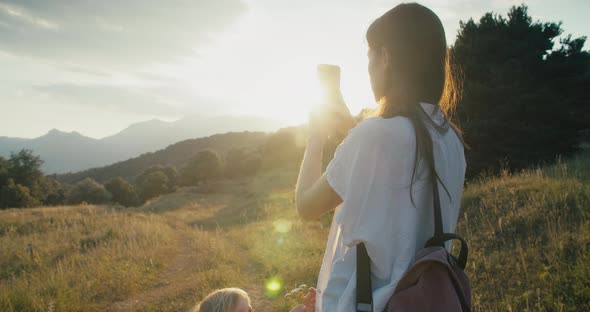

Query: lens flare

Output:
[273, 219, 292, 233]
[265, 276, 283, 298]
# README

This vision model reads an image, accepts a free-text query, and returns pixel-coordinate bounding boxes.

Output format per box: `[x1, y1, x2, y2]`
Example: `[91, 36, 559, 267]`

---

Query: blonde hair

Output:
[193, 288, 251, 312]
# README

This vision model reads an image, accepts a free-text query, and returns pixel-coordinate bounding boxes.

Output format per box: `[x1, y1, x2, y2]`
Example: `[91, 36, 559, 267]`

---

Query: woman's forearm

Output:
[295, 136, 324, 216]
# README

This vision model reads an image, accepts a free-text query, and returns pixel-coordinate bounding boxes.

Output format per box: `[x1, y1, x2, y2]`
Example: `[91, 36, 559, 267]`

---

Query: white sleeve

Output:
[325, 127, 357, 200]
[325, 118, 416, 248]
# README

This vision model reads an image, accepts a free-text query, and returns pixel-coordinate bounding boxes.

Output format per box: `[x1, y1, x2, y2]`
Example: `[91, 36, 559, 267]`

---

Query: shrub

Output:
[0, 179, 39, 208]
[67, 178, 111, 205]
[181, 150, 222, 186]
[224, 148, 261, 178]
[105, 177, 139, 207]
[137, 171, 169, 202]
[40, 176, 67, 206]
[260, 130, 303, 170]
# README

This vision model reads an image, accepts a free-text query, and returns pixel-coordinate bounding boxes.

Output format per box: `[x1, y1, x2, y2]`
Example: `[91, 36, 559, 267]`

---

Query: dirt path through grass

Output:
[110, 217, 203, 311]
[110, 192, 280, 312]
[223, 234, 278, 312]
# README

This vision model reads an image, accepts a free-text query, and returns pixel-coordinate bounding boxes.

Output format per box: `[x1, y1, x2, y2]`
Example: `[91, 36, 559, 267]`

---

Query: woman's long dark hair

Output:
[366, 3, 465, 206]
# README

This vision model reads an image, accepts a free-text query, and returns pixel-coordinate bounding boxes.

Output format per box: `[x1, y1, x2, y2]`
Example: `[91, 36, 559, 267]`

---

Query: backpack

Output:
[356, 170, 472, 312]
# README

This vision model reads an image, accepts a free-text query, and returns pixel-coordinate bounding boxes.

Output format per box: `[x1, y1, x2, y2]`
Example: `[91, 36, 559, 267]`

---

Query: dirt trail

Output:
[111, 218, 202, 311]
[110, 204, 279, 312]
[223, 234, 277, 312]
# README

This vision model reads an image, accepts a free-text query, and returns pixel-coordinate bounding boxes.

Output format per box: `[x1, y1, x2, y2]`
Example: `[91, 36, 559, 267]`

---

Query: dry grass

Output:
[458, 150, 590, 311]
[0, 203, 244, 312]
[0, 151, 589, 311]
[0, 205, 174, 311]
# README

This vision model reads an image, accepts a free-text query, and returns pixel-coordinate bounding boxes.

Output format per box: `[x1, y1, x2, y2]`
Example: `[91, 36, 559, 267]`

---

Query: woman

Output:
[295, 3, 466, 312]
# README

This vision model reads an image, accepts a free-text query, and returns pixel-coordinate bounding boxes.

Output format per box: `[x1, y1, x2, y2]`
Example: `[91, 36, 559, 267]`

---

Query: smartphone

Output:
[317, 64, 348, 141]
[317, 64, 341, 91]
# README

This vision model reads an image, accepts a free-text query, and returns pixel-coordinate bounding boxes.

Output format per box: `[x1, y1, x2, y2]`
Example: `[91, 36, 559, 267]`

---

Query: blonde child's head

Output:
[193, 288, 252, 312]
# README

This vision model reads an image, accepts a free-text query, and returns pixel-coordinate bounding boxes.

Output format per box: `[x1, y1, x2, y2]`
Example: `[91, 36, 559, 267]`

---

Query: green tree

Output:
[137, 171, 169, 201]
[7, 149, 45, 200]
[67, 178, 111, 205]
[40, 176, 67, 206]
[260, 129, 303, 169]
[451, 5, 589, 176]
[224, 148, 261, 178]
[137, 165, 178, 192]
[545, 34, 590, 138]
[160, 166, 178, 192]
[105, 177, 139, 207]
[0, 150, 51, 207]
[0, 179, 39, 208]
[0, 156, 10, 188]
[181, 150, 222, 186]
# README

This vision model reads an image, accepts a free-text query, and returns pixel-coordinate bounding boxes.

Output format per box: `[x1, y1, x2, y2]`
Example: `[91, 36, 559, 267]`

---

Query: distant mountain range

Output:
[55, 131, 271, 184]
[0, 115, 283, 174]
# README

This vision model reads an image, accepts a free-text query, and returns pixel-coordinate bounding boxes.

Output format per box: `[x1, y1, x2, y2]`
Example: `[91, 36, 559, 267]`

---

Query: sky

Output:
[0, 0, 588, 139]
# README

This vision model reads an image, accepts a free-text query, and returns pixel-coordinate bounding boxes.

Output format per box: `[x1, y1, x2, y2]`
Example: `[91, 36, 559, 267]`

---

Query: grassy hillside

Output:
[459, 149, 590, 311]
[55, 131, 270, 184]
[1, 150, 589, 311]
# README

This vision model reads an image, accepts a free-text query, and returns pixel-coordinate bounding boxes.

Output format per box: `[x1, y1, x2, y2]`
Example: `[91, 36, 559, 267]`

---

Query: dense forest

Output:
[451, 5, 589, 176]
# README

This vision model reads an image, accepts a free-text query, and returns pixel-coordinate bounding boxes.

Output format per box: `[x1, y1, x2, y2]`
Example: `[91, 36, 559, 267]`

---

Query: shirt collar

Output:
[419, 102, 445, 126]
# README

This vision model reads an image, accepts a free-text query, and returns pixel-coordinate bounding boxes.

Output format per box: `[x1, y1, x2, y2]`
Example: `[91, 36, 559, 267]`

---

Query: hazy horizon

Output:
[0, 0, 588, 139]
[0, 112, 284, 140]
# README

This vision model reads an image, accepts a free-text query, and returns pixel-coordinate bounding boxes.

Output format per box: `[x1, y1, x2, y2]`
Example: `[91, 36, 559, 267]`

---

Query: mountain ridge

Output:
[54, 130, 272, 184]
[0, 114, 284, 174]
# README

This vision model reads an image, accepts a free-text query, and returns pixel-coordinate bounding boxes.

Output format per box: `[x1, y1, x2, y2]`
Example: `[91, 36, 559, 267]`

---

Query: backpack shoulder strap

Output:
[356, 242, 373, 312]
[356, 167, 444, 312]
[425, 172, 446, 248]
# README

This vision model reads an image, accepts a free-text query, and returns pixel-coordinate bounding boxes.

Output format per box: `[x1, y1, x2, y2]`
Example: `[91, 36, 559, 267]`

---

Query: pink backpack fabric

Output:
[385, 245, 471, 311]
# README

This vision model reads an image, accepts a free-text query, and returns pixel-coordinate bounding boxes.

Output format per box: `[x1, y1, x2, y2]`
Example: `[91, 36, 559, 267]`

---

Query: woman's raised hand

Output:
[288, 287, 316, 312]
[308, 92, 356, 143]
[302, 287, 316, 312]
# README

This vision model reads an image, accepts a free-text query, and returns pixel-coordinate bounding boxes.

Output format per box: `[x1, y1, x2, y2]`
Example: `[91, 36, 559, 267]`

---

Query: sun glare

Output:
[228, 61, 324, 127]
[179, 5, 375, 128]
[238, 60, 375, 127]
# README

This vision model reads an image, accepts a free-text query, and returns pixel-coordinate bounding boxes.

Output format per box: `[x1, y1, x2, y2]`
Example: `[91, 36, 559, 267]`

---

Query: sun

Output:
[251, 64, 374, 128]
[178, 5, 376, 128]
[237, 62, 324, 127]
[235, 56, 375, 128]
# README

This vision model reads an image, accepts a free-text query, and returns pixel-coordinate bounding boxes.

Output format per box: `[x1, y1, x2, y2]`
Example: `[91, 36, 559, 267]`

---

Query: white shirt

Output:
[315, 102, 466, 312]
